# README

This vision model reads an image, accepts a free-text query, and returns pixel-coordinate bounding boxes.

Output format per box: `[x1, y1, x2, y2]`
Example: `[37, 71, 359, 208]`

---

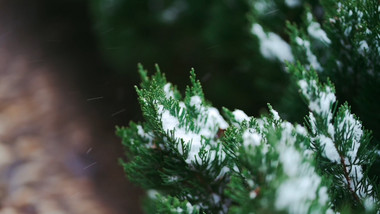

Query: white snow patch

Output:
[319, 135, 340, 163]
[308, 113, 317, 135]
[279, 122, 295, 144]
[256, 118, 266, 131]
[254, 1, 267, 11]
[357, 10, 364, 20]
[243, 129, 262, 148]
[270, 109, 280, 121]
[295, 124, 308, 136]
[280, 146, 302, 177]
[318, 187, 329, 205]
[358, 40, 369, 55]
[303, 149, 314, 158]
[298, 79, 313, 101]
[253, 0, 275, 16]
[309, 89, 336, 116]
[158, 96, 228, 167]
[295, 37, 322, 71]
[275, 124, 328, 213]
[207, 107, 229, 130]
[328, 123, 335, 139]
[137, 125, 153, 140]
[275, 174, 322, 213]
[364, 197, 375, 211]
[310, 104, 370, 196]
[285, 0, 301, 8]
[232, 109, 250, 123]
[249, 190, 257, 199]
[298, 79, 308, 95]
[344, 26, 352, 37]
[215, 166, 230, 180]
[307, 19, 331, 44]
[337, 110, 363, 162]
[337, 2, 342, 11]
[233, 165, 239, 172]
[211, 193, 221, 204]
[163, 83, 175, 98]
[178, 102, 186, 115]
[137, 125, 154, 148]
[252, 23, 294, 62]
[190, 95, 202, 109]
[298, 79, 336, 116]
[160, 107, 180, 131]
[160, 106, 200, 162]
[247, 179, 254, 188]
[147, 189, 159, 199]
[348, 10, 353, 16]
[350, 165, 363, 184]
[167, 176, 180, 182]
[186, 202, 194, 213]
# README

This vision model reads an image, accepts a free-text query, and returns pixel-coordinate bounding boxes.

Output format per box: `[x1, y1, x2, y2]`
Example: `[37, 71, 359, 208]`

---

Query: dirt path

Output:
[0, 1, 142, 213]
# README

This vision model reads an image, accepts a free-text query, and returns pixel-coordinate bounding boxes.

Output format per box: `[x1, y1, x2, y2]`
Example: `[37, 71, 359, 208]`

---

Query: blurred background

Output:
[0, 0, 145, 213]
[6, 0, 376, 213]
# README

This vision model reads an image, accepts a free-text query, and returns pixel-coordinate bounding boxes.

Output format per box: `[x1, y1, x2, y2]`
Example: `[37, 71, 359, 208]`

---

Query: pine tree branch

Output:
[339, 150, 362, 205]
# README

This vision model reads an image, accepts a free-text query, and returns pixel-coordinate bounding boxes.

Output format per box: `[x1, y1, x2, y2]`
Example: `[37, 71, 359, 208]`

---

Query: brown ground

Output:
[0, 1, 143, 213]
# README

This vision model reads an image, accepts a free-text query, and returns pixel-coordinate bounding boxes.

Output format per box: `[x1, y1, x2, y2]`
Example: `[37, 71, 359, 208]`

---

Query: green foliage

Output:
[250, 0, 380, 185]
[321, 0, 380, 149]
[117, 64, 379, 213]
[148, 194, 200, 214]
[289, 63, 379, 211]
[106, 0, 380, 213]
[118, 65, 232, 213]
[223, 107, 331, 213]
[284, 0, 380, 182]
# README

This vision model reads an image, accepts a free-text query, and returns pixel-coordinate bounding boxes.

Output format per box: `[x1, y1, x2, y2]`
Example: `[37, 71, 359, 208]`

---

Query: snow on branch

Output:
[290, 63, 378, 210]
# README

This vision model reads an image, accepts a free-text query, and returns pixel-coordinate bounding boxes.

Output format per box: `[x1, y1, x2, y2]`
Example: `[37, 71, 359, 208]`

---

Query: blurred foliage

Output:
[90, 0, 378, 149]
[89, 0, 308, 116]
